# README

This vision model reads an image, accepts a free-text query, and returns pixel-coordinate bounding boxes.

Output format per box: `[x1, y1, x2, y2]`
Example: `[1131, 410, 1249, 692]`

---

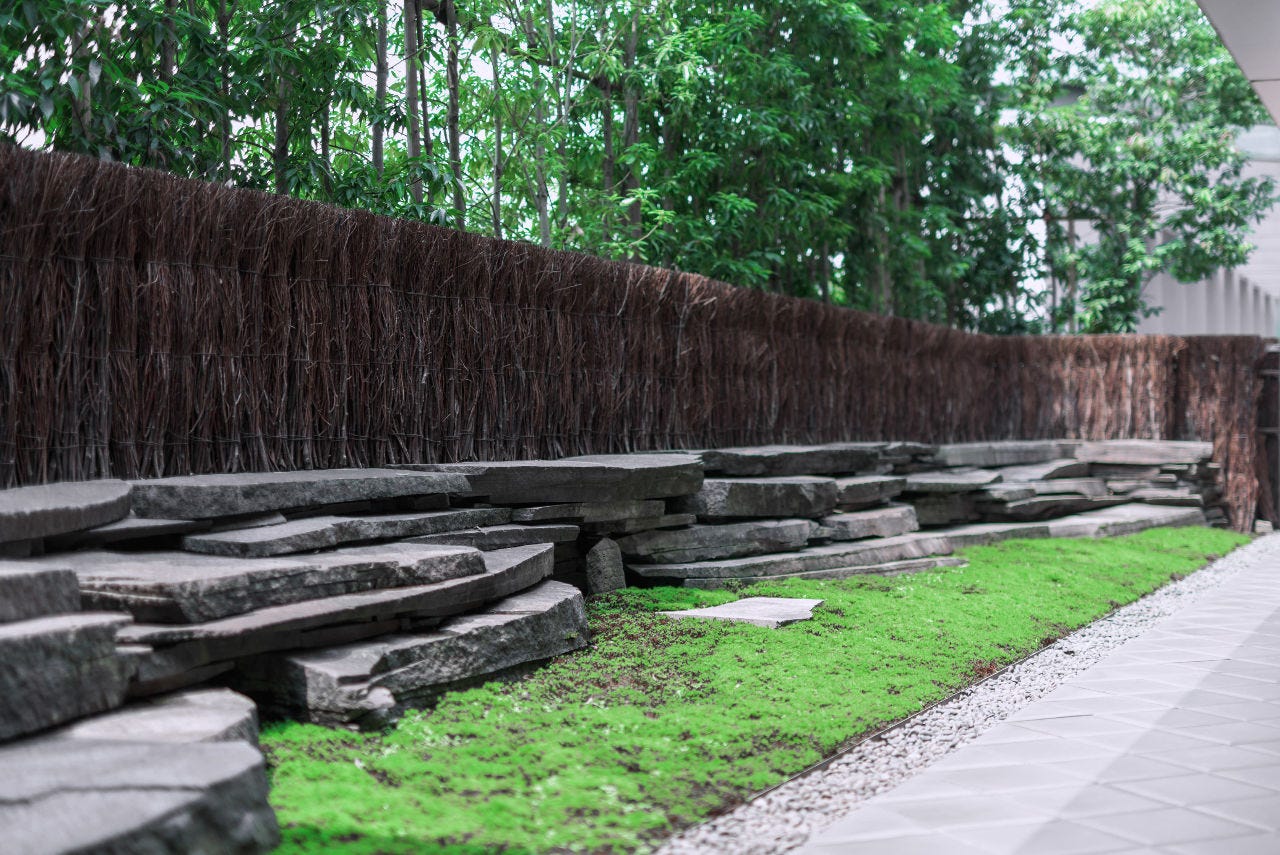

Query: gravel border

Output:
[657, 533, 1276, 855]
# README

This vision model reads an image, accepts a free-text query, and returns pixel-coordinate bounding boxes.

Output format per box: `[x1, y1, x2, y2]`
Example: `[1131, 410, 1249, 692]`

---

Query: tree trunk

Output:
[373, 1, 388, 178]
[217, 0, 232, 180]
[490, 40, 504, 239]
[445, 0, 464, 230]
[273, 37, 292, 195]
[622, 8, 641, 255]
[403, 0, 424, 204]
[601, 80, 614, 245]
[522, 13, 552, 246]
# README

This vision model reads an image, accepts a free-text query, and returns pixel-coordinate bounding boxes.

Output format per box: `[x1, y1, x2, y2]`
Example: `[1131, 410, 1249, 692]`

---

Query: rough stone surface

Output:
[585, 538, 626, 594]
[0, 563, 80, 624]
[69, 543, 485, 623]
[909, 493, 980, 526]
[903, 468, 1001, 493]
[992, 458, 1090, 481]
[1129, 487, 1204, 506]
[53, 688, 260, 745]
[0, 479, 133, 544]
[832, 475, 906, 510]
[0, 613, 134, 741]
[129, 468, 468, 519]
[618, 519, 815, 564]
[408, 523, 579, 550]
[510, 499, 665, 524]
[630, 532, 954, 583]
[0, 737, 279, 854]
[679, 557, 967, 589]
[984, 494, 1127, 522]
[1072, 439, 1214, 466]
[938, 521, 1052, 548]
[1024, 477, 1108, 497]
[1047, 503, 1207, 538]
[699, 444, 883, 477]
[672, 477, 839, 521]
[662, 597, 824, 628]
[932, 441, 1066, 468]
[182, 507, 512, 557]
[121, 544, 555, 694]
[394, 453, 703, 503]
[45, 516, 212, 550]
[580, 513, 696, 535]
[813, 505, 918, 541]
[235, 580, 588, 728]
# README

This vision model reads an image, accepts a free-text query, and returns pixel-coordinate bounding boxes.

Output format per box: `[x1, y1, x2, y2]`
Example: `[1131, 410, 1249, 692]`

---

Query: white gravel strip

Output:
[658, 532, 1278, 855]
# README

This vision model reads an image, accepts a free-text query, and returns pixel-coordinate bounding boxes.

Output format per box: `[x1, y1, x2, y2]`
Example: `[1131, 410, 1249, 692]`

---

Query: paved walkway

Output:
[799, 542, 1280, 855]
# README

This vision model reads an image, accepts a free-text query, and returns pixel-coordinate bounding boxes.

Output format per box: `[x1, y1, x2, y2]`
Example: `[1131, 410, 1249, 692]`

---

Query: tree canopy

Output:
[2, 0, 1274, 331]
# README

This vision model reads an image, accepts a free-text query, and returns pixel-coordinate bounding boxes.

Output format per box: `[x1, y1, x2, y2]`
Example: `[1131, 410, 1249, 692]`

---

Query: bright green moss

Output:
[262, 527, 1248, 854]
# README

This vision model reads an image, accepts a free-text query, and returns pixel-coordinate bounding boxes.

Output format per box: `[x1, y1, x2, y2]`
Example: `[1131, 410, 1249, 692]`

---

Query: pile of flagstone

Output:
[623, 439, 1218, 588]
[0, 438, 1223, 852]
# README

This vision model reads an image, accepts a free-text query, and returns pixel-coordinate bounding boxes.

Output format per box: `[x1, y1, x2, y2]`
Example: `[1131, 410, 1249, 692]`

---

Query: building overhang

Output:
[1197, 0, 1280, 124]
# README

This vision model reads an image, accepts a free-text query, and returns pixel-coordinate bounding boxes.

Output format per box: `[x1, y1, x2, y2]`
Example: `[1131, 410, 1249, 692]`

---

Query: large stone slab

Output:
[993, 459, 1090, 481]
[0, 737, 278, 854]
[1129, 488, 1204, 507]
[0, 613, 134, 741]
[699, 444, 883, 477]
[936, 521, 1052, 549]
[408, 523, 579, 550]
[933, 441, 1066, 468]
[983, 495, 1127, 522]
[617, 518, 815, 564]
[52, 688, 260, 745]
[672, 477, 838, 521]
[510, 499, 665, 524]
[1025, 477, 1109, 497]
[910, 493, 980, 526]
[234, 580, 588, 728]
[394, 453, 702, 504]
[680, 556, 967, 589]
[1046, 504, 1208, 538]
[121, 544, 555, 694]
[585, 538, 626, 594]
[69, 543, 485, 623]
[904, 469, 1002, 493]
[833, 475, 906, 510]
[1072, 440, 1214, 466]
[0, 479, 132, 544]
[0, 562, 80, 623]
[129, 468, 469, 519]
[45, 515, 213, 551]
[662, 597, 823, 628]
[629, 532, 955, 583]
[814, 504, 919, 541]
[182, 507, 511, 557]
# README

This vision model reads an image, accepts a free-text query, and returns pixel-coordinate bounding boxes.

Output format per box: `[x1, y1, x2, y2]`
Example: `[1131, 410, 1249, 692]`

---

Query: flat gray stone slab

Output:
[0, 737, 278, 855]
[815, 505, 919, 541]
[1047, 503, 1207, 538]
[983, 495, 1128, 522]
[52, 687, 260, 745]
[672, 477, 839, 521]
[680, 556, 967, 589]
[911, 493, 980, 526]
[994, 458, 1090, 481]
[121, 544, 555, 694]
[1129, 487, 1204, 506]
[0, 479, 132, 544]
[904, 469, 1002, 493]
[235, 580, 588, 728]
[0, 613, 134, 741]
[510, 499, 665, 524]
[833, 475, 906, 510]
[580, 512, 696, 535]
[1024, 477, 1108, 497]
[409, 523, 579, 550]
[0, 563, 79, 623]
[662, 597, 824, 628]
[129, 468, 468, 519]
[585, 538, 626, 594]
[937, 521, 1052, 548]
[1072, 439, 1214, 466]
[630, 532, 955, 583]
[933, 441, 1067, 468]
[394, 453, 703, 503]
[700, 444, 883, 477]
[182, 507, 511, 557]
[618, 519, 815, 564]
[67, 543, 485, 623]
[45, 515, 213, 550]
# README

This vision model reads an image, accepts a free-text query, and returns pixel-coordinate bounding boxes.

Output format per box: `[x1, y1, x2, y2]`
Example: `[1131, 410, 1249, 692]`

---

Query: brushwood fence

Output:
[0, 145, 1270, 530]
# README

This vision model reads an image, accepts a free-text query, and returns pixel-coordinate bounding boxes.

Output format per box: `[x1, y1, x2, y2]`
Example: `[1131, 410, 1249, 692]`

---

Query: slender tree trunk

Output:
[373, 1, 388, 178]
[522, 13, 552, 246]
[622, 8, 641, 255]
[217, 0, 232, 180]
[601, 81, 614, 246]
[320, 96, 332, 198]
[403, 0, 423, 204]
[418, 2, 431, 161]
[161, 0, 178, 83]
[490, 41, 504, 239]
[273, 36, 292, 194]
[445, 0, 464, 230]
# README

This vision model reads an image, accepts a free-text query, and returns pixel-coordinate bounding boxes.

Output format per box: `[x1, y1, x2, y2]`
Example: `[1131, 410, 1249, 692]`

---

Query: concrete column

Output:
[1206, 270, 1223, 334]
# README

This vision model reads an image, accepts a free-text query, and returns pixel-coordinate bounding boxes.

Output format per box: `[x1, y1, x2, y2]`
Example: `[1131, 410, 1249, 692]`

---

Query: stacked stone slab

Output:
[0, 481, 280, 853]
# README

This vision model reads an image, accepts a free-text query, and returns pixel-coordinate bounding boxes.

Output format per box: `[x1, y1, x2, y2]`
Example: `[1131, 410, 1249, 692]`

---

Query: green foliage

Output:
[262, 526, 1248, 853]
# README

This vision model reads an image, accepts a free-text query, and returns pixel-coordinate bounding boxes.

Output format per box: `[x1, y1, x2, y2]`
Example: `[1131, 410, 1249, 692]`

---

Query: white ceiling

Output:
[1198, 0, 1280, 123]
